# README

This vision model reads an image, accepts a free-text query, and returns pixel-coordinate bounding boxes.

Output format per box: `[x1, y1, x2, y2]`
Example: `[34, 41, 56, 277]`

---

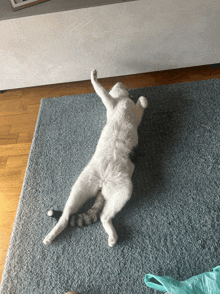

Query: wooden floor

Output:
[1, 65, 220, 283]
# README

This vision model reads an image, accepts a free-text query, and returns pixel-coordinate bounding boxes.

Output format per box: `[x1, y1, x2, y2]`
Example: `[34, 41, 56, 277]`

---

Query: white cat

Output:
[43, 69, 147, 247]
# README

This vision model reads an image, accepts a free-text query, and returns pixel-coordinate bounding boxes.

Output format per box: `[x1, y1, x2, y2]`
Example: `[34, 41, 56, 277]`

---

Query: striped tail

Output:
[46, 191, 105, 227]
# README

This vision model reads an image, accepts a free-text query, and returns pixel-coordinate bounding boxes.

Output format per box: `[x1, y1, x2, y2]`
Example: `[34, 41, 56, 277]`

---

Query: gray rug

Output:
[1, 79, 220, 294]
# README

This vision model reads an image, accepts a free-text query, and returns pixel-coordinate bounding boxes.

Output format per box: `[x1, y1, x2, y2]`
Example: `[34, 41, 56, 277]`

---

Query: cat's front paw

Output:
[91, 69, 97, 81]
[139, 96, 148, 108]
[43, 234, 53, 245]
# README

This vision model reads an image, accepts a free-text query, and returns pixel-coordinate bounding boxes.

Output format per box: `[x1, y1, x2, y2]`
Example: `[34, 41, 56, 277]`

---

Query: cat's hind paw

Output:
[108, 234, 118, 247]
[43, 234, 53, 245]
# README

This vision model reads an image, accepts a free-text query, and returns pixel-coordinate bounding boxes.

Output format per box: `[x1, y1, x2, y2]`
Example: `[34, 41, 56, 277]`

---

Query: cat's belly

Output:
[89, 119, 137, 185]
[95, 121, 138, 157]
[90, 148, 134, 188]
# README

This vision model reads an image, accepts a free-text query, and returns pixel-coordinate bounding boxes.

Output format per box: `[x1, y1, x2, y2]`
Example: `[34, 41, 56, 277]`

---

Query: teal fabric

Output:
[145, 266, 220, 293]
[1, 79, 220, 294]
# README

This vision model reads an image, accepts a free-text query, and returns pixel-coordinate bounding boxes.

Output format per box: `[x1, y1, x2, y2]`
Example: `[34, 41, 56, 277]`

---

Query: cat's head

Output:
[109, 82, 129, 99]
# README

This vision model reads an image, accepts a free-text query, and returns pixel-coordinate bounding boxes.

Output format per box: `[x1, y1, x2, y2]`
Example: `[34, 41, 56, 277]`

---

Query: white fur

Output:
[43, 70, 147, 247]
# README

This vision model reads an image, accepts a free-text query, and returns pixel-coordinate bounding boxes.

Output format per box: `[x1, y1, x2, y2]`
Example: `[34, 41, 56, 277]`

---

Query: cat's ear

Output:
[135, 96, 148, 124]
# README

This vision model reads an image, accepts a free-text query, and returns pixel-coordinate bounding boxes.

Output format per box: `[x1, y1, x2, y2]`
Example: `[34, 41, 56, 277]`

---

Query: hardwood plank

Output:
[0, 169, 23, 182]
[0, 133, 18, 145]
[0, 90, 22, 100]
[21, 97, 42, 111]
[5, 154, 28, 169]
[0, 143, 31, 157]
[0, 125, 11, 136]
[0, 113, 38, 126]
[10, 122, 36, 134]
[26, 104, 40, 114]
[17, 133, 34, 144]
[0, 212, 17, 281]
[0, 192, 22, 213]
[0, 157, 7, 169]
[0, 99, 25, 117]
[0, 185, 23, 198]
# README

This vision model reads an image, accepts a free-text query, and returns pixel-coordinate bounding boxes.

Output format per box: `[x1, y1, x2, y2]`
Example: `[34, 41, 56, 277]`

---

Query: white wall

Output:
[1, 0, 220, 90]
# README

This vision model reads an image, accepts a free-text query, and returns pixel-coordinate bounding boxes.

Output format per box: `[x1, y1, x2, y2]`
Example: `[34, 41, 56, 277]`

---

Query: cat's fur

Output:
[43, 69, 147, 247]
[46, 190, 105, 226]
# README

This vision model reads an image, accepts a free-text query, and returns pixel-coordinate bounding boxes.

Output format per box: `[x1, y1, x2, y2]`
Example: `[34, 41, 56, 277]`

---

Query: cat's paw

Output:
[108, 234, 118, 247]
[139, 96, 148, 108]
[47, 209, 54, 217]
[91, 69, 97, 81]
[43, 234, 53, 245]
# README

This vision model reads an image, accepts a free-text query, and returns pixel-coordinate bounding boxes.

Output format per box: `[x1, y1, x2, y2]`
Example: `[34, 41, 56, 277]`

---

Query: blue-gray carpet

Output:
[1, 79, 220, 294]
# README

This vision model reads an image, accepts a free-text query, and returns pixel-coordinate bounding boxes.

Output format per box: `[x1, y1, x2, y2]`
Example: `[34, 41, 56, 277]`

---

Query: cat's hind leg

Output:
[100, 180, 132, 247]
[43, 166, 100, 245]
[43, 206, 72, 245]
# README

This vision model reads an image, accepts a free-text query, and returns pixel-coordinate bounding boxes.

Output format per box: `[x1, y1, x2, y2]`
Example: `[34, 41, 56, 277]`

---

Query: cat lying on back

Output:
[43, 69, 147, 247]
